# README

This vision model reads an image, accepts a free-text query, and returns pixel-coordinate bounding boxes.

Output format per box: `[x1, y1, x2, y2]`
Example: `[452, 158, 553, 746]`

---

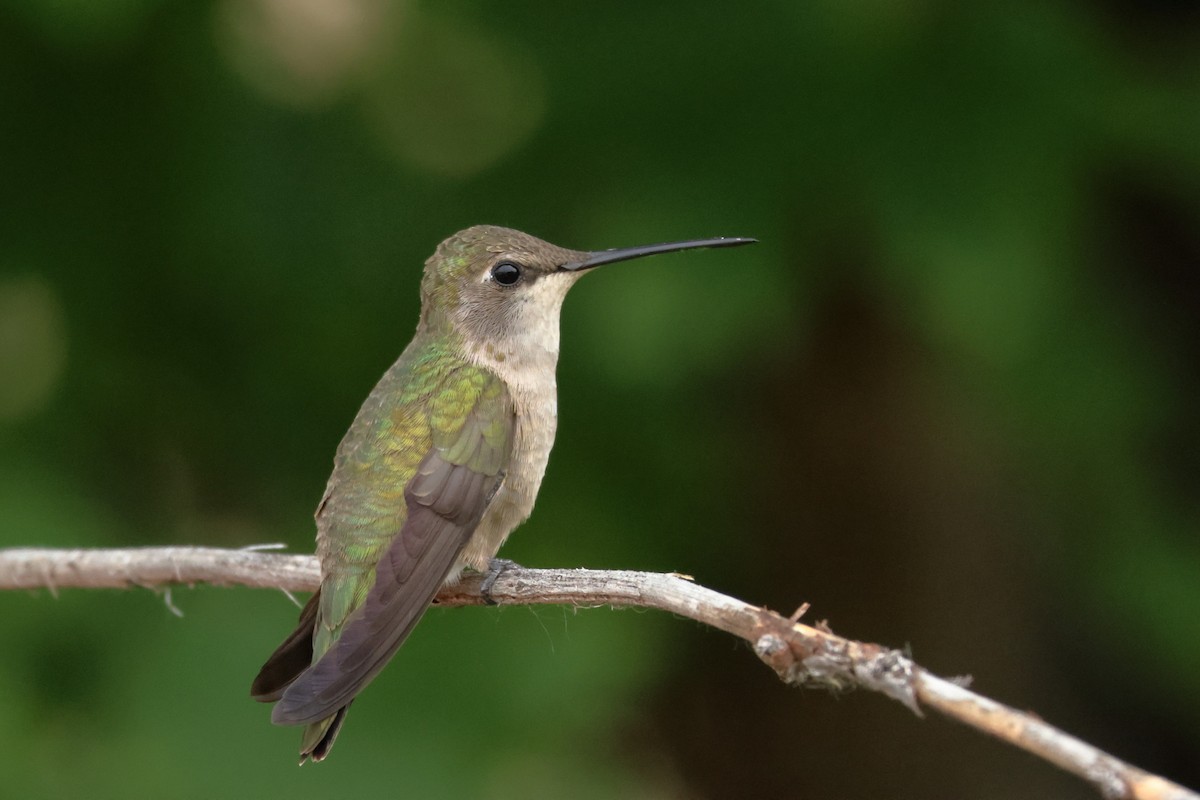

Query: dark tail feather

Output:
[300, 703, 351, 764]
[251, 591, 321, 702]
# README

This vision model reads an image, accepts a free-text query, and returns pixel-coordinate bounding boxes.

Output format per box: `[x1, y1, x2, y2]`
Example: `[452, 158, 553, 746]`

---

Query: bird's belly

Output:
[454, 394, 557, 576]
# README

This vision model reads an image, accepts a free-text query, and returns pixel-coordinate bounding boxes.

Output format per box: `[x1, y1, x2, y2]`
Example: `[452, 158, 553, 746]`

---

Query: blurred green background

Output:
[2, 1, 1198, 797]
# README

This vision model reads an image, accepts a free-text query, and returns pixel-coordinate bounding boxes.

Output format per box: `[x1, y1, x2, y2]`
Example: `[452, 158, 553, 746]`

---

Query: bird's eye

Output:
[490, 261, 523, 286]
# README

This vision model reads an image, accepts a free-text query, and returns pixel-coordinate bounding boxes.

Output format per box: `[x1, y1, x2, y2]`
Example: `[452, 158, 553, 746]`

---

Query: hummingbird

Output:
[250, 225, 755, 762]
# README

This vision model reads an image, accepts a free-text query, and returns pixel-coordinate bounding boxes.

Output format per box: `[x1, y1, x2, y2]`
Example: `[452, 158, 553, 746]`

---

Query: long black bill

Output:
[560, 236, 757, 271]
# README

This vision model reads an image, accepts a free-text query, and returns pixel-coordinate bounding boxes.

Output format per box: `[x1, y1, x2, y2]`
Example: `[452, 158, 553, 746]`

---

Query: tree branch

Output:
[0, 546, 1193, 800]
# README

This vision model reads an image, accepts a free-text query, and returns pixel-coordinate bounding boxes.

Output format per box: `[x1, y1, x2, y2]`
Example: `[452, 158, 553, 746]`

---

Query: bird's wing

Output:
[271, 362, 513, 726]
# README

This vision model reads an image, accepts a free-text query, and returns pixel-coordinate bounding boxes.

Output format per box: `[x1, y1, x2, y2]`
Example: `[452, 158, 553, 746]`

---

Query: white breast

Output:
[456, 378, 557, 572]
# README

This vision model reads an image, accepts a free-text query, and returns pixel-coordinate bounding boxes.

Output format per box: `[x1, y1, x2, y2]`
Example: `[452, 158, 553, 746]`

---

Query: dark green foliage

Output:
[0, 2, 1197, 797]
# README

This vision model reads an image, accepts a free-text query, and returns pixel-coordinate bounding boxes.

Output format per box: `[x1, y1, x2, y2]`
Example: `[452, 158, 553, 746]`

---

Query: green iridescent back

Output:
[311, 337, 509, 663]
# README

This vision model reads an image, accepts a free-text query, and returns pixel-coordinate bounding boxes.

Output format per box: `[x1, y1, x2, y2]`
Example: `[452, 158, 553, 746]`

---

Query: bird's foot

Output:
[480, 558, 520, 606]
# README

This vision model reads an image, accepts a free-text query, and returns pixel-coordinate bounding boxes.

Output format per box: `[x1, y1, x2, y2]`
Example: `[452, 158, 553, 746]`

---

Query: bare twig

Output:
[0, 546, 1193, 800]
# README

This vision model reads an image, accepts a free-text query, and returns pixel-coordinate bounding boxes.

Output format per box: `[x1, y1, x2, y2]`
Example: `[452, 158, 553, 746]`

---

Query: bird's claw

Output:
[480, 558, 519, 605]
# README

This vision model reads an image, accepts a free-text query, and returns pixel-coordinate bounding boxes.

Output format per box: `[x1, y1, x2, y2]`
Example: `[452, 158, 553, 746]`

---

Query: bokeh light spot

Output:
[361, 12, 546, 179]
[0, 275, 68, 422]
[214, 0, 392, 109]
